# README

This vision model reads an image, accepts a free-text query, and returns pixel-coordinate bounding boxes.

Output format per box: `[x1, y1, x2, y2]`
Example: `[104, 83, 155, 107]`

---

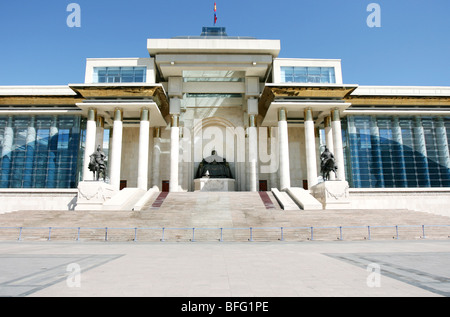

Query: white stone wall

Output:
[0, 189, 78, 213]
[288, 127, 307, 188]
[350, 188, 450, 217]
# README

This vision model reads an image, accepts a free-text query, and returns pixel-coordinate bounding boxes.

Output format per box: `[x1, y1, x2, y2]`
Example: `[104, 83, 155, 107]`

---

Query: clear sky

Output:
[0, 0, 449, 86]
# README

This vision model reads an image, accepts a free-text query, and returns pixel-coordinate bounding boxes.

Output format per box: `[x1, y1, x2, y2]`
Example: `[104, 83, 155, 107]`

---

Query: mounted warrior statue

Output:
[320, 146, 338, 181]
[88, 145, 107, 181]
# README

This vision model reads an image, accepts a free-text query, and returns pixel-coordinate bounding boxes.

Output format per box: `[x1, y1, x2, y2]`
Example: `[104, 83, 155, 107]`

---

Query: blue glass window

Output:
[345, 116, 450, 188]
[0, 116, 82, 189]
[93, 67, 147, 83]
[281, 67, 336, 84]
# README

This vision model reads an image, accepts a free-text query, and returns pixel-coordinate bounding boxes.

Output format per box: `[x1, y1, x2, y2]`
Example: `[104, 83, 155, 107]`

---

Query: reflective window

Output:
[93, 67, 146, 83]
[345, 116, 450, 188]
[281, 67, 336, 84]
[0, 116, 82, 188]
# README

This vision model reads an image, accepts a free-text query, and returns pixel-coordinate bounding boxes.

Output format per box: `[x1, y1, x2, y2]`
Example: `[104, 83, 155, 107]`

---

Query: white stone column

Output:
[331, 109, 346, 181]
[324, 116, 335, 180]
[170, 114, 180, 192]
[137, 108, 150, 190]
[248, 114, 258, 192]
[152, 127, 161, 189]
[278, 108, 291, 190]
[109, 108, 123, 191]
[83, 108, 97, 181]
[304, 108, 318, 188]
[96, 116, 105, 151]
[269, 127, 278, 189]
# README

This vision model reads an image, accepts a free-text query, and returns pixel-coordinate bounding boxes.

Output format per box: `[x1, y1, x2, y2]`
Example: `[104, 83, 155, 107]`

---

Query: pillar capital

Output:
[171, 114, 179, 128]
[140, 108, 150, 121]
[331, 108, 340, 121]
[87, 108, 97, 121]
[304, 108, 313, 121]
[278, 108, 287, 122]
[113, 108, 123, 121]
[248, 114, 256, 128]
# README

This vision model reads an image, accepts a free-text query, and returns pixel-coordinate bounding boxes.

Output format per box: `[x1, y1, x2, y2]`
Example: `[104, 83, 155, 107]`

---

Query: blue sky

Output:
[0, 0, 449, 86]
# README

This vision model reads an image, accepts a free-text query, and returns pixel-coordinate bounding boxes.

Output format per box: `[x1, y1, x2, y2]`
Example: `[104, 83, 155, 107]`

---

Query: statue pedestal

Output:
[76, 181, 117, 210]
[310, 180, 350, 209]
[194, 178, 235, 192]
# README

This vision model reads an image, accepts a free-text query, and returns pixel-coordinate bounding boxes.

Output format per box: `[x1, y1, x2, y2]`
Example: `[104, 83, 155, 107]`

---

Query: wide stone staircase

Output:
[0, 191, 449, 242]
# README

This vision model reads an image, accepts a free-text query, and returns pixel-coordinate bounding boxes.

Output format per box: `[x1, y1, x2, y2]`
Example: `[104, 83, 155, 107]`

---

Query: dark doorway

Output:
[303, 180, 308, 190]
[259, 180, 268, 191]
[162, 180, 170, 192]
[120, 180, 127, 190]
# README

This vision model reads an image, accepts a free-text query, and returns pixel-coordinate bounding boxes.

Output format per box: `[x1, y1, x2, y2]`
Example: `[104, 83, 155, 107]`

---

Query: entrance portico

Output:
[71, 80, 359, 194]
[71, 84, 169, 191]
[259, 83, 357, 189]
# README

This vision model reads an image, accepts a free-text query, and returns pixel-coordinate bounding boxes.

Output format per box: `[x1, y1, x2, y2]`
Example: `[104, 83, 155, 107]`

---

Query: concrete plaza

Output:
[0, 240, 449, 297]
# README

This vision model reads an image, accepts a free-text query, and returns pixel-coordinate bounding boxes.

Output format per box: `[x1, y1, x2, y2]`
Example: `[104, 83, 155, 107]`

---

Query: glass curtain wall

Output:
[0, 115, 82, 188]
[345, 115, 450, 188]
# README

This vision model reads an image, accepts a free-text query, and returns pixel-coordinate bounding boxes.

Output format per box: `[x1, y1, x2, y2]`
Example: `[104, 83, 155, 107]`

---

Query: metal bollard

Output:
[191, 228, 196, 242]
[280, 227, 284, 241]
[422, 225, 426, 239]
[249, 227, 254, 242]
[134, 228, 138, 242]
[367, 226, 371, 240]
[160, 227, 165, 242]
[76, 227, 81, 241]
[105, 227, 108, 242]
[220, 228, 223, 242]
[310, 227, 314, 241]
[18, 227, 23, 241]
[48, 227, 52, 241]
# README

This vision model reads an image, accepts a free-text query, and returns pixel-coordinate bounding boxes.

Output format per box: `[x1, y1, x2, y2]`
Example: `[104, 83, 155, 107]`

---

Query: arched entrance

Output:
[191, 117, 246, 191]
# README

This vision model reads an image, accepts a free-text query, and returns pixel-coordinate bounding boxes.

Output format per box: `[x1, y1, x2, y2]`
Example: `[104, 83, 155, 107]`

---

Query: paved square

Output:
[326, 252, 450, 296]
[0, 240, 448, 297]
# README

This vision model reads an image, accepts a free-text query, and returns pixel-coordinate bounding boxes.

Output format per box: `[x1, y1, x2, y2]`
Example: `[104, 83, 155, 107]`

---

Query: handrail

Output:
[0, 224, 449, 242]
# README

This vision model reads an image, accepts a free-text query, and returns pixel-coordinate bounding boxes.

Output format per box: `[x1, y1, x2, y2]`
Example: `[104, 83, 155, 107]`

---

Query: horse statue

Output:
[320, 146, 338, 181]
[88, 145, 107, 181]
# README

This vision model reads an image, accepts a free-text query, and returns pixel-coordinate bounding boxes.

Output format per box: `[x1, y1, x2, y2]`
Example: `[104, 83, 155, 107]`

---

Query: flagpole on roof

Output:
[214, 2, 217, 26]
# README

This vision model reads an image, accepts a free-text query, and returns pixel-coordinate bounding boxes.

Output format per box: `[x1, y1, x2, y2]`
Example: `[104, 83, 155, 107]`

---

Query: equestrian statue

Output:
[320, 146, 338, 181]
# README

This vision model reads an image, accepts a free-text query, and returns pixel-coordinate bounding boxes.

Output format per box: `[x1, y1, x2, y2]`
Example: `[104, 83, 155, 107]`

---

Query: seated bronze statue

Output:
[196, 150, 233, 179]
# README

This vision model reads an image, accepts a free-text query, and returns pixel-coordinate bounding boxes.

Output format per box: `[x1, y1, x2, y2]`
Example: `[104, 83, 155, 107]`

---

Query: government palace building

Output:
[1, 27, 449, 215]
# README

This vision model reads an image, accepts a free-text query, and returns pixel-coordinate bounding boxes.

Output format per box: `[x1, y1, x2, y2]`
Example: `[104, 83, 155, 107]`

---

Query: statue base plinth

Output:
[76, 181, 117, 210]
[194, 178, 235, 192]
[310, 180, 350, 209]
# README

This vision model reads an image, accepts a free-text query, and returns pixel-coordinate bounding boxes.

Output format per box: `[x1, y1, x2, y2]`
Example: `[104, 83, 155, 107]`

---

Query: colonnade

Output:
[276, 107, 346, 190]
[82, 105, 347, 192]
[83, 107, 152, 191]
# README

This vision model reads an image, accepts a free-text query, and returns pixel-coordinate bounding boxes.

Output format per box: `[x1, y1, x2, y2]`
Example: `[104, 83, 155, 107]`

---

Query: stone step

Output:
[0, 191, 449, 242]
